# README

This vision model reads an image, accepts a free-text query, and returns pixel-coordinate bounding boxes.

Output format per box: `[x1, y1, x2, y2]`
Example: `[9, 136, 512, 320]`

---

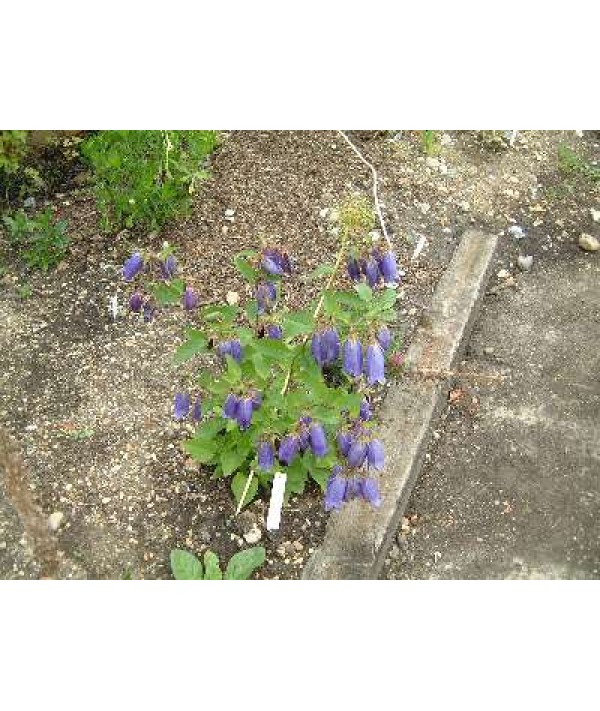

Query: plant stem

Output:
[235, 469, 255, 515]
[336, 130, 392, 249]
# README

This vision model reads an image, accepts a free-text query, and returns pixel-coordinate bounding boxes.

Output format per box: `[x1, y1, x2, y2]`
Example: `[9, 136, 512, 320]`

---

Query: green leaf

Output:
[221, 446, 251, 477]
[203, 551, 223, 580]
[150, 278, 185, 305]
[354, 282, 373, 302]
[170, 549, 203, 580]
[231, 471, 259, 509]
[282, 311, 316, 340]
[234, 255, 259, 283]
[184, 438, 218, 464]
[225, 547, 266, 580]
[223, 355, 242, 384]
[305, 263, 335, 281]
[174, 328, 208, 364]
[252, 353, 271, 380]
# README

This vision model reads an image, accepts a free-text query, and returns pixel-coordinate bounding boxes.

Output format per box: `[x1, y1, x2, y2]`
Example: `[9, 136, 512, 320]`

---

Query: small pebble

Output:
[508, 225, 525, 239]
[497, 269, 511, 280]
[578, 233, 599, 252]
[243, 524, 262, 545]
[517, 255, 534, 271]
[48, 512, 65, 531]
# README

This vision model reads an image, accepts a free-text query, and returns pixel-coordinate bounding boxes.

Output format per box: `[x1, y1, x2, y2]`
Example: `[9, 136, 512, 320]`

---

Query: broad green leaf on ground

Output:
[183, 438, 218, 464]
[170, 549, 203, 580]
[174, 328, 208, 364]
[224, 547, 266, 580]
[203, 551, 223, 580]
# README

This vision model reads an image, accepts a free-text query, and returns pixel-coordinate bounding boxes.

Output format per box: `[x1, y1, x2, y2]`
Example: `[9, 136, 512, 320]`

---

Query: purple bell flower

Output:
[266, 324, 282, 340]
[183, 286, 199, 311]
[192, 396, 202, 423]
[321, 327, 340, 364]
[258, 441, 274, 471]
[122, 252, 144, 281]
[360, 477, 382, 507]
[229, 339, 242, 362]
[347, 257, 361, 282]
[223, 393, 239, 419]
[128, 291, 143, 313]
[343, 337, 363, 378]
[363, 256, 381, 287]
[377, 326, 392, 351]
[236, 397, 254, 430]
[366, 439, 385, 471]
[309, 422, 328, 457]
[347, 440, 367, 468]
[256, 281, 277, 315]
[262, 250, 285, 276]
[324, 466, 346, 512]
[160, 254, 177, 280]
[365, 342, 386, 386]
[344, 477, 361, 502]
[278, 434, 299, 465]
[337, 431, 353, 456]
[380, 250, 399, 286]
[359, 398, 372, 421]
[173, 392, 190, 421]
[311, 332, 325, 367]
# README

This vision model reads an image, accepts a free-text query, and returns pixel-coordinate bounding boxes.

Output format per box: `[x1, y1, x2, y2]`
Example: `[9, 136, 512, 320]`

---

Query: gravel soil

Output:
[1, 130, 598, 579]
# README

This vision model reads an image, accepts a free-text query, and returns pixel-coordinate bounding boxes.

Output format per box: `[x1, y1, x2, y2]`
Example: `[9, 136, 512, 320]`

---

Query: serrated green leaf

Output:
[223, 355, 242, 384]
[174, 328, 208, 364]
[354, 282, 373, 302]
[221, 446, 251, 477]
[150, 278, 185, 305]
[184, 437, 218, 464]
[224, 547, 266, 580]
[234, 255, 259, 283]
[305, 263, 335, 282]
[170, 549, 203, 580]
[282, 311, 316, 340]
[252, 353, 271, 379]
[203, 550, 223, 580]
[231, 471, 259, 509]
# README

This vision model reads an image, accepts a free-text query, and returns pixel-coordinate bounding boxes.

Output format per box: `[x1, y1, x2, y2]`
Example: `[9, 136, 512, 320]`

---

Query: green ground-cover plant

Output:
[421, 130, 441, 156]
[2, 207, 69, 271]
[170, 547, 266, 580]
[82, 130, 218, 232]
[557, 144, 600, 183]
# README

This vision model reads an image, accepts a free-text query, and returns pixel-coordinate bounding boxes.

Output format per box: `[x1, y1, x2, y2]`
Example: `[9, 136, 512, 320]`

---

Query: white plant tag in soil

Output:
[266, 472, 287, 531]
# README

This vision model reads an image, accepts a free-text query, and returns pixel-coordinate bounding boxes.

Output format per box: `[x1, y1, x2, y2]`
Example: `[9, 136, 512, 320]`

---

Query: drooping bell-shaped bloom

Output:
[337, 431, 353, 457]
[160, 254, 177, 280]
[278, 434, 299, 465]
[347, 440, 367, 468]
[257, 441, 274, 471]
[280, 251, 292, 276]
[250, 390, 262, 410]
[377, 326, 392, 352]
[128, 291, 143, 313]
[365, 342, 385, 385]
[311, 332, 325, 367]
[309, 422, 328, 457]
[359, 398, 372, 422]
[122, 252, 144, 281]
[218, 339, 242, 363]
[262, 250, 285, 276]
[143, 302, 155, 322]
[343, 336, 363, 378]
[360, 477, 382, 507]
[347, 257, 361, 282]
[344, 477, 361, 502]
[266, 324, 282, 340]
[366, 439, 385, 471]
[236, 397, 254, 430]
[192, 396, 202, 423]
[380, 250, 399, 286]
[363, 256, 381, 288]
[324, 466, 346, 512]
[173, 392, 190, 421]
[321, 327, 340, 364]
[256, 281, 277, 315]
[297, 417, 312, 452]
[183, 286, 199, 311]
[223, 393, 239, 419]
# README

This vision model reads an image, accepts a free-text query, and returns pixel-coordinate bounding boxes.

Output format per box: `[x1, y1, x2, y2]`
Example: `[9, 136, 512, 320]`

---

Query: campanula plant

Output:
[166, 195, 400, 513]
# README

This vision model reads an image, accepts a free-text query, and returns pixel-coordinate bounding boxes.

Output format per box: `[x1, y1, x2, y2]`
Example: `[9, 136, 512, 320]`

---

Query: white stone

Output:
[243, 524, 262, 545]
[497, 269, 511, 279]
[578, 233, 599, 252]
[48, 512, 65, 531]
[517, 255, 534, 271]
[590, 209, 600, 223]
[224, 208, 235, 218]
[226, 291, 239, 305]
[508, 225, 525, 239]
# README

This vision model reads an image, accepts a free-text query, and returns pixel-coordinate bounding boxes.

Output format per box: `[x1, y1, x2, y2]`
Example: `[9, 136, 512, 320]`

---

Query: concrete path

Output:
[383, 252, 600, 579]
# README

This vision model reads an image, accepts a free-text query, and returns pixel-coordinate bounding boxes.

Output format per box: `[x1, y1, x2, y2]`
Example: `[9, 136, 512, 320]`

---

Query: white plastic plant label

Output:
[266, 472, 287, 531]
